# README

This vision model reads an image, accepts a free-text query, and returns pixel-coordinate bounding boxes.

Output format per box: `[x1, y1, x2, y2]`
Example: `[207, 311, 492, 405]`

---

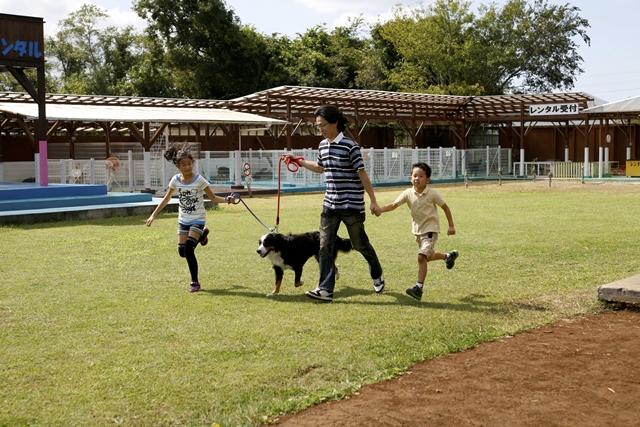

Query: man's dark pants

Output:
[317, 207, 383, 293]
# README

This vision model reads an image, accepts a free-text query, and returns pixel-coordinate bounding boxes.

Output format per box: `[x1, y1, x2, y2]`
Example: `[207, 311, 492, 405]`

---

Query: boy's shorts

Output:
[415, 232, 438, 257]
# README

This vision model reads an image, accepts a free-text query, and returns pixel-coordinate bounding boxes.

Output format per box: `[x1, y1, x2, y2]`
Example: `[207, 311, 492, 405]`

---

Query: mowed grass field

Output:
[1, 181, 639, 426]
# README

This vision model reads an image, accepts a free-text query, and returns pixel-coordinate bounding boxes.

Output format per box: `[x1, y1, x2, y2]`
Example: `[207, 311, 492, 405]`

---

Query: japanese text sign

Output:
[0, 13, 44, 67]
[528, 103, 580, 116]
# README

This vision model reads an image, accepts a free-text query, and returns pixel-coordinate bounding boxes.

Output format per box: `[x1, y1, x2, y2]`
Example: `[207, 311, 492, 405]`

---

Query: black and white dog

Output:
[256, 231, 352, 295]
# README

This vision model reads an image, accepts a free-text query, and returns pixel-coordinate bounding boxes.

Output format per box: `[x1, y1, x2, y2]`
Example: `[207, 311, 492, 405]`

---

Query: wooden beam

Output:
[14, 116, 34, 145]
[46, 120, 61, 137]
[8, 67, 37, 100]
[126, 123, 144, 143]
[149, 123, 168, 145]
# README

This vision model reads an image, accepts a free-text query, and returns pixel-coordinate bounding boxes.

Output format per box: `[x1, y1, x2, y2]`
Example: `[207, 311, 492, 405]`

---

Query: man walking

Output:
[285, 105, 385, 302]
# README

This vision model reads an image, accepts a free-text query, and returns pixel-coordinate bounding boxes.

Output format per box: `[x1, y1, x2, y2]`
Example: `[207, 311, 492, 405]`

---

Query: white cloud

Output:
[0, 0, 77, 33]
[293, 0, 405, 15]
[103, 7, 146, 31]
[0, 0, 145, 34]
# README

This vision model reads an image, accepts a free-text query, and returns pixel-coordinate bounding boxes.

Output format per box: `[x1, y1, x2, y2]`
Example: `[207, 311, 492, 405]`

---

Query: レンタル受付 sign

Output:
[528, 103, 580, 116]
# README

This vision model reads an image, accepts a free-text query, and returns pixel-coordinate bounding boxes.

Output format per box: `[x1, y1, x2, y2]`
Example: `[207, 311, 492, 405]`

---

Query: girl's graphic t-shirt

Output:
[168, 174, 210, 225]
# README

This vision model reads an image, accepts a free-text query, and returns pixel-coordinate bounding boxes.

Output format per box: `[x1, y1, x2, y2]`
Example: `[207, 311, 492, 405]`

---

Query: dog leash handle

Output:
[281, 154, 304, 173]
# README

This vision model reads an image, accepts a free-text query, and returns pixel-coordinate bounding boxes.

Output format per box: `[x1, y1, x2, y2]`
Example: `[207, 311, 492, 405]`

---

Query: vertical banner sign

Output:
[0, 14, 47, 184]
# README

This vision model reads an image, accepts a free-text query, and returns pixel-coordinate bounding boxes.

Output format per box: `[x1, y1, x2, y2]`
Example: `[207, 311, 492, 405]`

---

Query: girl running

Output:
[146, 144, 233, 292]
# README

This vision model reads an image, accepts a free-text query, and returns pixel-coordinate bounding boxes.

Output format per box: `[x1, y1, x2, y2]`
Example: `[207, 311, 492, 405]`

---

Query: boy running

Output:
[378, 162, 458, 300]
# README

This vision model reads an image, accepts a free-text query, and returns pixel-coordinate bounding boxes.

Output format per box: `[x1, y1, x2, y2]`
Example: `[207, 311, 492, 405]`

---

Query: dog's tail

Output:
[336, 236, 352, 253]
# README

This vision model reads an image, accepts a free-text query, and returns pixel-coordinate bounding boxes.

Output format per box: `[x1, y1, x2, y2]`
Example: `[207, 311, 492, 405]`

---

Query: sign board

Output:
[626, 160, 640, 177]
[0, 13, 44, 67]
[528, 103, 579, 116]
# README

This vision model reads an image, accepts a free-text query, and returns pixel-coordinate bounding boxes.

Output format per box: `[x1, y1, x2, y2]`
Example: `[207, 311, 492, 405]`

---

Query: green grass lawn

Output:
[1, 181, 639, 426]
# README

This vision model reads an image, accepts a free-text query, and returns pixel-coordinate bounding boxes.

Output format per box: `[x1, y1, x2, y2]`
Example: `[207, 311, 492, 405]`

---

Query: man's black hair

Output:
[314, 105, 348, 132]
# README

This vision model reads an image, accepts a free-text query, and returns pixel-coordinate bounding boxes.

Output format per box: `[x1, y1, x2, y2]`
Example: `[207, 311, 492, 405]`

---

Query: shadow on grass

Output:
[200, 285, 549, 314]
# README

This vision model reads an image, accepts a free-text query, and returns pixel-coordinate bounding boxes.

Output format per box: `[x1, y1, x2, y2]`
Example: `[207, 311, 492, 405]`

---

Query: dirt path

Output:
[275, 309, 640, 426]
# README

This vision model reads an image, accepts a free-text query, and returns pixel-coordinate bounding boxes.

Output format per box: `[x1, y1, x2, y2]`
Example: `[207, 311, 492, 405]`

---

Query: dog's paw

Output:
[294, 281, 304, 288]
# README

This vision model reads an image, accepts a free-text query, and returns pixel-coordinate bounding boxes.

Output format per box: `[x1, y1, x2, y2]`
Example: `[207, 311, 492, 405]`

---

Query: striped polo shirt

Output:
[316, 132, 366, 212]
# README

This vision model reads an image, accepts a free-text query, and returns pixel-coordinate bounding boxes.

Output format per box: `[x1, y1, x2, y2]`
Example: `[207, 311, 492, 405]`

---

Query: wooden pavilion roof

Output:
[0, 86, 603, 132]
[0, 91, 223, 108]
[223, 85, 594, 123]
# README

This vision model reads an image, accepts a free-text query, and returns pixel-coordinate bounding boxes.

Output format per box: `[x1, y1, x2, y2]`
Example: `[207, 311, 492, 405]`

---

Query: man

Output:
[285, 105, 384, 302]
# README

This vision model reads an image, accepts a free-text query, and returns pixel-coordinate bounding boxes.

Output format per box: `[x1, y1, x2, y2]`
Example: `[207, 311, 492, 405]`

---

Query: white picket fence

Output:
[516, 161, 620, 179]
[3, 146, 512, 192]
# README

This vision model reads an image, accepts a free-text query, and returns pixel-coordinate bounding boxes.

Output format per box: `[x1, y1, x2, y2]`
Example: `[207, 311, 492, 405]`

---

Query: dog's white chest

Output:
[267, 251, 292, 270]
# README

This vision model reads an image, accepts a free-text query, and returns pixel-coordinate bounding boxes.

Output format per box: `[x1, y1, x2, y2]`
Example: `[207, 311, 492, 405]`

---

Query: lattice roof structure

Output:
[0, 91, 224, 108]
[223, 85, 595, 123]
[0, 86, 601, 125]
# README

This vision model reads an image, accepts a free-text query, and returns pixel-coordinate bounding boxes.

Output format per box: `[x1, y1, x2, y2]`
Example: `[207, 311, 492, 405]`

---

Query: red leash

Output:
[276, 155, 304, 229]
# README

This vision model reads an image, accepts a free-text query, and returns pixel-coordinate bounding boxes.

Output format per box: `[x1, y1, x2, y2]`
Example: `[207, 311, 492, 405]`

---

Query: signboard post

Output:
[0, 13, 47, 185]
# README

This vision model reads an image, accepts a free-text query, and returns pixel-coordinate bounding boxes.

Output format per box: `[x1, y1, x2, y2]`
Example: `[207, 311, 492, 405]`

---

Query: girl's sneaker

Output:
[200, 227, 210, 246]
[189, 282, 201, 292]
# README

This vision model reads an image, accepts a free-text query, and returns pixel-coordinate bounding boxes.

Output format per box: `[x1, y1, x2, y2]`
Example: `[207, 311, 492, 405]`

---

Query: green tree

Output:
[286, 20, 368, 89]
[135, 0, 276, 99]
[375, 0, 589, 95]
[47, 4, 143, 95]
[473, 0, 590, 93]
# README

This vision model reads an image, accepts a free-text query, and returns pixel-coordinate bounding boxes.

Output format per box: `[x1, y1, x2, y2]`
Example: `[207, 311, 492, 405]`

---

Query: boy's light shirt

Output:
[393, 184, 445, 235]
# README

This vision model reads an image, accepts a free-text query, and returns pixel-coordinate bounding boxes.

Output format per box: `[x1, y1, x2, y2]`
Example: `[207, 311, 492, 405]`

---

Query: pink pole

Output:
[39, 140, 48, 186]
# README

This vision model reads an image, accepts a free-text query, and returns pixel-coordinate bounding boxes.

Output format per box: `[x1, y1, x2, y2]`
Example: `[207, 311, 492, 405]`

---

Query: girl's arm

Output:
[441, 203, 456, 235]
[146, 188, 175, 226]
[204, 186, 231, 205]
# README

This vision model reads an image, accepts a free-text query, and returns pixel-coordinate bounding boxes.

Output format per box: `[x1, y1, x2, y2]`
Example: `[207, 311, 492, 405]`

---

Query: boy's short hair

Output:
[412, 162, 432, 178]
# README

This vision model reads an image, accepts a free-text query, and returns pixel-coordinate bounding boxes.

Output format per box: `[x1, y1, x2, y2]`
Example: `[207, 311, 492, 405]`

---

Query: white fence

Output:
[4, 146, 511, 192]
[516, 161, 621, 179]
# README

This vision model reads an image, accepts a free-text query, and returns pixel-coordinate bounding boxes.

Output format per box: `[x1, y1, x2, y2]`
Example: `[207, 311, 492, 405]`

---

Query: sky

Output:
[1, 0, 639, 102]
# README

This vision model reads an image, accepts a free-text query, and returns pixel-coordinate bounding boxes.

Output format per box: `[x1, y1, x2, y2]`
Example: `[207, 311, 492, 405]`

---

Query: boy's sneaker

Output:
[199, 227, 210, 246]
[405, 284, 423, 301]
[446, 250, 459, 270]
[305, 288, 333, 302]
[189, 282, 201, 293]
[373, 275, 385, 294]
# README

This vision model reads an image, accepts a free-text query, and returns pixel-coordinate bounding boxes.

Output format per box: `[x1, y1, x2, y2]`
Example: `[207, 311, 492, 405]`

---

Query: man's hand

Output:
[370, 201, 381, 216]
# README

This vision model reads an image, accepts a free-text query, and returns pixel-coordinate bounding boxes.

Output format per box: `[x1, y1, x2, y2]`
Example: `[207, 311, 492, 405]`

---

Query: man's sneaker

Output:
[199, 227, 210, 246]
[405, 284, 423, 301]
[373, 275, 385, 294]
[189, 282, 201, 293]
[305, 288, 333, 302]
[446, 250, 459, 270]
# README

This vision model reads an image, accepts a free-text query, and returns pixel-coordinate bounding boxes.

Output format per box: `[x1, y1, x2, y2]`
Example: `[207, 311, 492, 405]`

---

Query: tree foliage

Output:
[283, 20, 369, 89]
[135, 0, 277, 99]
[46, 4, 142, 95]
[40, 0, 590, 98]
[375, 0, 589, 95]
